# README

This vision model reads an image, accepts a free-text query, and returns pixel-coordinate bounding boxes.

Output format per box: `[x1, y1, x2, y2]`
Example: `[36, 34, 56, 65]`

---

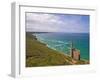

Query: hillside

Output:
[26, 32, 89, 67]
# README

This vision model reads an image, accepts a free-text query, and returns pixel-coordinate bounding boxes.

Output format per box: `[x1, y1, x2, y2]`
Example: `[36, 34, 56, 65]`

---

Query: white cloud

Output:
[26, 13, 64, 32]
[26, 13, 89, 33]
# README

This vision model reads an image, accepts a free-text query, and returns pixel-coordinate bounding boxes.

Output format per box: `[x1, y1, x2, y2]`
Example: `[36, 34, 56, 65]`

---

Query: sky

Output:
[26, 12, 89, 33]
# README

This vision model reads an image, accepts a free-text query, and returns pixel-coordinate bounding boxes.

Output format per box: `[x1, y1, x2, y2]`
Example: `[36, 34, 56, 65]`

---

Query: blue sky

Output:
[26, 12, 89, 33]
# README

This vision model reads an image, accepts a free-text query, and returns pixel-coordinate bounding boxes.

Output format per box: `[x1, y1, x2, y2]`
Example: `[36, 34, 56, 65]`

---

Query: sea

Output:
[33, 32, 89, 60]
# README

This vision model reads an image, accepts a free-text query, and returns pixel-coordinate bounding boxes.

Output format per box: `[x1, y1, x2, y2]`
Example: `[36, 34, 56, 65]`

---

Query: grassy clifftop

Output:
[26, 32, 89, 67]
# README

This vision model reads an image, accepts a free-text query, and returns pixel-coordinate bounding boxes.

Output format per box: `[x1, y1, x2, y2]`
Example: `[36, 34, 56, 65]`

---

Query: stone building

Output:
[71, 48, 80, 60]
[70, 41, 80, 60]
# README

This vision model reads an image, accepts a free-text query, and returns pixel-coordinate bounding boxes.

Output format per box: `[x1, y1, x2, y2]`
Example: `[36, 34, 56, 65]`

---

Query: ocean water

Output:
[34, 33, 89, 60]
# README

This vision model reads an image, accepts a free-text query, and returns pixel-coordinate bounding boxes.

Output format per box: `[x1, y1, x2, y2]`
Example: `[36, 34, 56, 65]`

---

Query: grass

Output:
[26, 32, 89, 67]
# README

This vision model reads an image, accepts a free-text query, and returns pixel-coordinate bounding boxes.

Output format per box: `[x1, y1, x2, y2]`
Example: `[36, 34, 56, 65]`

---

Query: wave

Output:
[38, 38, 70, 45]
[46, 44, 57, 50]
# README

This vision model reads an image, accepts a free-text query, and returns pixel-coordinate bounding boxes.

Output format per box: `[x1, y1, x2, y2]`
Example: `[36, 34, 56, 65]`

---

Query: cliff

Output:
[26, 32, 89, 67]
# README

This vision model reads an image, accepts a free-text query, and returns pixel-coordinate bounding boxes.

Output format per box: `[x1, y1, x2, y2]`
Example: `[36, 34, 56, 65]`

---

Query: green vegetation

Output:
[26, 32, 89, 67]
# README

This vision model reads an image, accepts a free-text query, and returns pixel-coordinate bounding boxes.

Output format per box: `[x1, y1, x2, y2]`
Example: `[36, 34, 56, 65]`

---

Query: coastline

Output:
[34, 32, 89, 60]
[26, 32, 89, 67]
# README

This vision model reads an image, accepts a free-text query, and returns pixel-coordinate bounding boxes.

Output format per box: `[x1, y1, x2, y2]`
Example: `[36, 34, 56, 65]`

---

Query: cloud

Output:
[26, 13, 89, 33]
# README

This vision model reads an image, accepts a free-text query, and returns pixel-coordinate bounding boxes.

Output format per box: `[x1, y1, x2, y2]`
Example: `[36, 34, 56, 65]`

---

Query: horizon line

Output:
[26, 31, 89, 33]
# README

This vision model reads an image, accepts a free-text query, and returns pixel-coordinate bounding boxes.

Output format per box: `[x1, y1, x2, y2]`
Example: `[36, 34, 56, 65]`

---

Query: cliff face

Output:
[26, 32, 89, 67]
